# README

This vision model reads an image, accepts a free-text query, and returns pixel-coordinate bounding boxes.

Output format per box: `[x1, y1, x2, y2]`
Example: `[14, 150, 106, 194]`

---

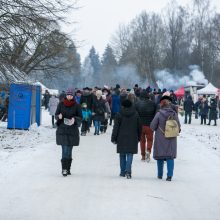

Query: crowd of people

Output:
[35, 84, 220, 180]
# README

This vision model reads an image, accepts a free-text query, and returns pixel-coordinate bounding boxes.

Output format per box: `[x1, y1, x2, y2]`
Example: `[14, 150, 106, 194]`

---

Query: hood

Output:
[159, 107, 176, 118]
[121, 105, 136, 117]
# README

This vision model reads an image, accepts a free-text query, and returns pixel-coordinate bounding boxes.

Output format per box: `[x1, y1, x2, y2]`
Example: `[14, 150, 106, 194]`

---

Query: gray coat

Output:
[49, 96, 59, 116]
[150, 107, 181, 160]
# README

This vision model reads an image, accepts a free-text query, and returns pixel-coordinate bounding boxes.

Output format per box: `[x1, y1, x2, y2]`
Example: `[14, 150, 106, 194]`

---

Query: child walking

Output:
[81, 103, 92, 136]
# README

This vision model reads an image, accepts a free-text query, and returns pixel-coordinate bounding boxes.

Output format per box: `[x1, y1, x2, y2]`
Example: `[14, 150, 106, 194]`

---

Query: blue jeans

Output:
[62, 145, 73, 159]
[157, 159, 174, 178]
[94, 120, 101, 134]
[120, 153, 133, 175]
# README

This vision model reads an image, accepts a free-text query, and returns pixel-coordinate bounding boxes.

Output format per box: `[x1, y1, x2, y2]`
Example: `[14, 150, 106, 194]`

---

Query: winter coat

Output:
[80, 92, 93, 110]
[184, 97, 194, 113]
[92, 97, 106, 122]
[111, 94, 121, 114]
[82, 108, 92, 121]
[209, 100, 217, 120]
[120, 93, 128, 105]
[194, 100, 201, 112]
[199, 101, 209, 116]
[170, 93, 178, 105]
[104, 100, 111, 114]
[150, 107, 180, 160]
[49, 96, 59, 116]
[135, 98, 157, 126]
[55, 98, 82, 146]
[44, 92, 50, 104]
[111, 106, 141, 154]
[75, 95, 81, 104]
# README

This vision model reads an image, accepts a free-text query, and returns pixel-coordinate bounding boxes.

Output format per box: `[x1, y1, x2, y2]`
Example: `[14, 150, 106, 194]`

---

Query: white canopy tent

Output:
[197, 83, 218, 95]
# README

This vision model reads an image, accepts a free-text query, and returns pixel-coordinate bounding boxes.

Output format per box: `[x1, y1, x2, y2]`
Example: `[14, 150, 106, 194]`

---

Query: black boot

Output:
[67, 159, 72, 175]
[61, 159, 68, 177]
[166, 176, 172, 181]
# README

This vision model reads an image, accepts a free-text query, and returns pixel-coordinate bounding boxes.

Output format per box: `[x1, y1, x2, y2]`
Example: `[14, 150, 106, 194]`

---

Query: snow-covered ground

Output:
[0, 110, 220, 220]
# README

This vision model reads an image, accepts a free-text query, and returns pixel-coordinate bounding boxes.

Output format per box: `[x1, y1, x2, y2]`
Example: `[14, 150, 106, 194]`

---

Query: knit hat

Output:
[122, 99, 132, 108]
[163, 91, 171, 97]
[96, 90, 102, 97]
[66, 88, 75, 96]
[160, 95, 172, 102]
[81, 103, 87, 108]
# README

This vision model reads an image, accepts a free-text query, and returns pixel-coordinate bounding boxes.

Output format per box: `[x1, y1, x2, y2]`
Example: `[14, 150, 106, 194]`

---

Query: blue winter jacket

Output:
[82, 108, 92, 121]
[111, 94, 121, 114]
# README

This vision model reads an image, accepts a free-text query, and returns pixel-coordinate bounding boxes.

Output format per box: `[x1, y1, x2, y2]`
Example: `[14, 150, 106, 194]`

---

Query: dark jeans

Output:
[195, 111, 199, 119]
[94, 120, 101, 134]
[110, 112, 116, 125]
[157, 159, 174, 178]
[100, 119, 108, 132]
[52, 115, 55, 126]
[201, 115, 207, 125]
[62, 145, 73, 159]
[120, 153, 133, 175]
[81, 120, 90, 133]
[184, 112, 192, 124]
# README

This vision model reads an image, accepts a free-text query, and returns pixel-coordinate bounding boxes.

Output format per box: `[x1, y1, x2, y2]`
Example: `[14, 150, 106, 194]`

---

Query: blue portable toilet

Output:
[7, 83, 41, 129]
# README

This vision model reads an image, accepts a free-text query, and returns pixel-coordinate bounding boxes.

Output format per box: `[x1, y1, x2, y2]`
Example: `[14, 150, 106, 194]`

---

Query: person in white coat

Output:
[49, 94, 59, 128]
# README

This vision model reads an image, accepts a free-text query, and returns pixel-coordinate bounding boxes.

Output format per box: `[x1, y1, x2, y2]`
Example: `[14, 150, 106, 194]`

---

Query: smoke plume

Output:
[154, 65, 208, 89]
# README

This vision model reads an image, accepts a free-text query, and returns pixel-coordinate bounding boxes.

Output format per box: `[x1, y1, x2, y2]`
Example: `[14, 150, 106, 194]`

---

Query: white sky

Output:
[63, 0, 220, 61]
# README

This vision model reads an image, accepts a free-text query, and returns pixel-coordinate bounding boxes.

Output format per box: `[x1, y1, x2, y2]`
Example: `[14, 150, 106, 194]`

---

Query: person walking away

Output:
[92, 90, 106, 135]
[59, 91, 66, 103]
[194, 97, 202, 119]
[55, 88, 82, 176]
[150, 95, 181, 181]
[111, 99, 141, 179]
[100, 94, 111, 133]
[43, 90, 51, 110]
[135, 90, 156, 162]
[183, 95, 194, 124]
[48, 94, 59, 128]
[207, 97, 218, 126]
[199, 98, 209, 125]
[81, 103, 92, 136]
[110, 89, 120, 126]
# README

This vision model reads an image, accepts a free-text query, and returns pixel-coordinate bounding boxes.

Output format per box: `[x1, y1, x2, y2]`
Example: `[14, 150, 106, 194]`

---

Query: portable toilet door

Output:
[7, 84, 33, 129]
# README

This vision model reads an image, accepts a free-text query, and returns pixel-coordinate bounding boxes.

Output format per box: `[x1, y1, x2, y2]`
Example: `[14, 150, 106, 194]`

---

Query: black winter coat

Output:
[80, 93, 93, 110]
[209, 101, 217, 120]
[135, 98, 156, 126]
[92, 97, 106, 122]
[184, 98, 194, 112]
[111, 106, 141, 154]
[55, 99, 82, 146]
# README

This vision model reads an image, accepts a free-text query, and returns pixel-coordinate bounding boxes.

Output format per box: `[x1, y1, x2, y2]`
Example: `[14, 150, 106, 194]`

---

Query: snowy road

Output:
[0, 110, 220, 220]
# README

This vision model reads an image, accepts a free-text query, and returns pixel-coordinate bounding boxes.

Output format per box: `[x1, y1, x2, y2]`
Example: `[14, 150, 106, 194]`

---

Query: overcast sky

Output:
[63, 0, 220, 61]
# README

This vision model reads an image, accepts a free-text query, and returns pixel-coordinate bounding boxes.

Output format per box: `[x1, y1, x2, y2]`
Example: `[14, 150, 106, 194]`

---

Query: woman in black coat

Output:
[55, 88, 82, 176]
[111, 99, 141, 179]
[207, 98, 217, 126]
[92, 90, 106, 135]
